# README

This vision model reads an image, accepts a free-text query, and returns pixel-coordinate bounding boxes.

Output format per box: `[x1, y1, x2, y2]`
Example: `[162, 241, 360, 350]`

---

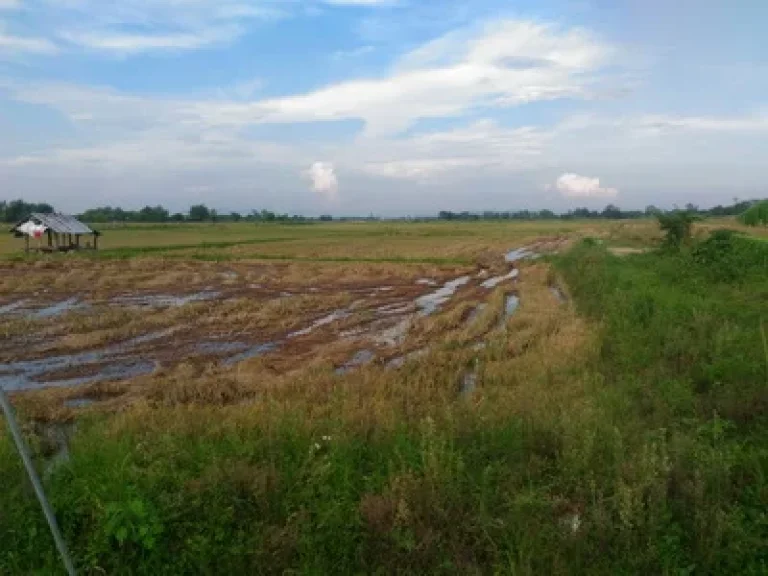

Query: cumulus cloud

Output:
[555, 173, 618, 198]
[307, 162, 339, 199]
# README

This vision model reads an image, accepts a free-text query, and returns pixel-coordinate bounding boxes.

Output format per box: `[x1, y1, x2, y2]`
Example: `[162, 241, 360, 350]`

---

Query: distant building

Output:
[10, 213, 101, 253]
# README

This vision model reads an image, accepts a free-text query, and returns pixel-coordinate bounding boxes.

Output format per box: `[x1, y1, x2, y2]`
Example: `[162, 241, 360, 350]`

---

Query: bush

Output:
[656, 211, 698, 249]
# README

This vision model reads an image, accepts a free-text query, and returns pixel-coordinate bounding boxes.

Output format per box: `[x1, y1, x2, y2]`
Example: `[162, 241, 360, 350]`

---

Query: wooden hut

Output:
[11, 213, 101, 253]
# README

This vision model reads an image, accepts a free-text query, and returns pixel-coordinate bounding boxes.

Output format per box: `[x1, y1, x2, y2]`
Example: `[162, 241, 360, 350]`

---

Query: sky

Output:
[0, 0, 767, 216]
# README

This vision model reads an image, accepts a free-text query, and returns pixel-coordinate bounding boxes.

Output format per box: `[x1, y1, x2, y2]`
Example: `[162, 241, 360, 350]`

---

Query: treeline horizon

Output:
[1, 198, 760, 224]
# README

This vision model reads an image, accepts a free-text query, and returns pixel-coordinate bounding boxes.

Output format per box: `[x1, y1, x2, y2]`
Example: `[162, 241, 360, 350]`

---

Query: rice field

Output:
[1, 217, 766, 574]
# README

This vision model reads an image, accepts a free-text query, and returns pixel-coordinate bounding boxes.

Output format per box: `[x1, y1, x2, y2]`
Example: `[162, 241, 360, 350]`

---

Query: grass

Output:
[1, 221, 768, 573]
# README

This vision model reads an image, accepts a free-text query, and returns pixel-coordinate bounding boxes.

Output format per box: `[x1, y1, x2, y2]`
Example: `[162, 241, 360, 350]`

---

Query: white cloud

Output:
[322, 0, 397, 5]
[189, 18, 610, 136]
[50, 0, 286, 55]
[307, 162, 339, 199]
[555, 173, 618, 198]
[0, 30, 57, 53]
[61, 25, 242, 54]
[0, 0, 20, 10]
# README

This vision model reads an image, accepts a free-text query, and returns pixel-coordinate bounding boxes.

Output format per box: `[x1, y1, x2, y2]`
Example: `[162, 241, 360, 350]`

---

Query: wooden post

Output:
[47, 230, 52, 248]
[75, 235, 80, 249]
[25, 235, 29, 254]
[94, 235, 99, 250]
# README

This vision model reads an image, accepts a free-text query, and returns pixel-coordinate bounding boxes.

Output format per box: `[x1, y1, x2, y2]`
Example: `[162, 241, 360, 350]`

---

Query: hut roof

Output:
[11, 213, 98, 235]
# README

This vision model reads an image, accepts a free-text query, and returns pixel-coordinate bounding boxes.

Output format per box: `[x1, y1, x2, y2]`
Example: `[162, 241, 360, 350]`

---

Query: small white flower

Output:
[322, 435, 331, 442]
[314, 443, 321, 451]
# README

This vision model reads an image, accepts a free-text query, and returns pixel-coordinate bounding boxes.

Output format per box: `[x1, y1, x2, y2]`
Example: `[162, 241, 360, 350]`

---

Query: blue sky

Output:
[1, 0, 767, 215]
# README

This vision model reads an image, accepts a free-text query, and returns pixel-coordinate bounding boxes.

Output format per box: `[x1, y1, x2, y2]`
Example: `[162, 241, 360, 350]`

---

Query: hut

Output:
[10, 213, 101, 253]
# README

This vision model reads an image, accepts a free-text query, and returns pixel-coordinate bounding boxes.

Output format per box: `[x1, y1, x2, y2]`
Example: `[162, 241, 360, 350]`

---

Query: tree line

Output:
[437, 200, 758, 221]
[1, 198, 763, 225]
[0, 200, 55, 223]
[78, 205, 324, 224]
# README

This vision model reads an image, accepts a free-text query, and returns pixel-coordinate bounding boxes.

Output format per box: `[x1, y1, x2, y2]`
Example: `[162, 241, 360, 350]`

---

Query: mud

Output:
[112, 290, 220, 308]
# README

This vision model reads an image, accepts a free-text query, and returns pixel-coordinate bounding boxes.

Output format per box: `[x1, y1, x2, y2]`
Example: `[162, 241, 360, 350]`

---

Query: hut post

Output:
[47, 230, 52, 248]
[24, 235, 29, 254]
[75, 235, 80, 249]
[94, 235, 99, 251]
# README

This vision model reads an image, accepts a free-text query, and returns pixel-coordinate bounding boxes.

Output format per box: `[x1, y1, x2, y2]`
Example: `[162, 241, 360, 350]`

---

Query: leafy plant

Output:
[656, 211, 699, 248]
[738, 199, 768, 226]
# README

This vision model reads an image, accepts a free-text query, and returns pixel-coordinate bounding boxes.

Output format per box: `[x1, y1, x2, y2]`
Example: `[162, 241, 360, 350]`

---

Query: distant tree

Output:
[189, 204, 211, 222]
[739, 200, 768, 226]
[138, 205, 169, 222]
[171, 213, 185, 222]
[602, 204, 623, 219]
[319, 215, 333, 222]
[230, 212, 242, 222]
[210, 209, 218, 223]
[260, 209, 276, 222]
[645, 205, 661, 216]
[1, 199, 55, 223]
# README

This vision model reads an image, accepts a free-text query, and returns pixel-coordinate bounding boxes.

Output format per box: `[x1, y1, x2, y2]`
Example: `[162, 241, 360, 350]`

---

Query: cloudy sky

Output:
[1, 0, 767, 215]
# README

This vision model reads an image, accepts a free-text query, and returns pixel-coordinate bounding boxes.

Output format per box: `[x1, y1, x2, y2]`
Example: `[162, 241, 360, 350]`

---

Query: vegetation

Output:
[739, 200, 768, 227]
[0, 200, 54, 223]
[1, 219, 767, 573]
[656, 210, 698, 248]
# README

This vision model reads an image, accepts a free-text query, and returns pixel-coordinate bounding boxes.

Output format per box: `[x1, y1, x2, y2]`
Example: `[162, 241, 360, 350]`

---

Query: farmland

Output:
[1, 219, 767, 574]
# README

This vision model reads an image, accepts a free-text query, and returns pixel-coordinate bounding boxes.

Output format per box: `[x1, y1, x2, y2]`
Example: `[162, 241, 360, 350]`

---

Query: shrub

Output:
[656, 211, 698, 249]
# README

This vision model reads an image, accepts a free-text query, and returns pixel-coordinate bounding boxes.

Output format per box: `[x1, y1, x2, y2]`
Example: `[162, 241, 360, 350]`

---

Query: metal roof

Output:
[12, 213, 97, 235]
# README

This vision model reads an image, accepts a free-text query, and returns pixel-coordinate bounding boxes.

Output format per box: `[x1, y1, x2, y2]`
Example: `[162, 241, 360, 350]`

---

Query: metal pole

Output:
[0, 389, 76, 575]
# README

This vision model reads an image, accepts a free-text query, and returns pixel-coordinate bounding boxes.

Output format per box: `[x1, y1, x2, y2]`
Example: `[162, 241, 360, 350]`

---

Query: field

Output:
[1, 218, 767, 574]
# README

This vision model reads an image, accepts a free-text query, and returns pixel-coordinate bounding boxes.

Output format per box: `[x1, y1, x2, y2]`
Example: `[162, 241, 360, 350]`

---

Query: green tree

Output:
[656, 211, 698, 248]
[188, 204, 211, 221]
[739, 200, 768, 226]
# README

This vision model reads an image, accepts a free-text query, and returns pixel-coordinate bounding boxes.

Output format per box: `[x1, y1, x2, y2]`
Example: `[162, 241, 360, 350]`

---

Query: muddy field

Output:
[1, 236, 570, 414]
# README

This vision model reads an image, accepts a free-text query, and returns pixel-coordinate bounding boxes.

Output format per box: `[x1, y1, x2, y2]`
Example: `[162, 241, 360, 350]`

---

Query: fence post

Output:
[0, 389, 76, 575]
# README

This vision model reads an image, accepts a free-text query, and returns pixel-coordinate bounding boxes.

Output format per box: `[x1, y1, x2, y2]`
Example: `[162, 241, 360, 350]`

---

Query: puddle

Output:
[223, 342, 279, 366]
[121, 329, 177, 348]
[481, 269, 519, 289]
[0, 330, 166, 391]
[64, 397, 96, 408]
[36, 360, 157, 389]
[460, 370, 478, 395]
[415, 276, 471, 316]
[505, 295, 520, 317]
[505, 247, 539, 263]
[33, 298, 85, 319]
[287, 310, 350, 339]
[112, 290, 220, 308]
[0, 299, 29, 315]
[376, 302, 414, 316]
[335, 349, 376, 375]
[372, 316, 413, 347]
[386, 348, 428, 369]
[197, 341, 250, 355]
[466, 304, 488, 325]
[550, 286, 568, 303]
[416, 278, 438, 286]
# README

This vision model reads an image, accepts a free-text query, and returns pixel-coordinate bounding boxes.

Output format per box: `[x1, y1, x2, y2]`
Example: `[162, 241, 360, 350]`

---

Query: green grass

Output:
[2, 232, 768, 574]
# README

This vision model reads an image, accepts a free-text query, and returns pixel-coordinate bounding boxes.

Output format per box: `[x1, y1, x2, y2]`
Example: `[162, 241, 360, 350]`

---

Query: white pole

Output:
[0, 389, 76, 575]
